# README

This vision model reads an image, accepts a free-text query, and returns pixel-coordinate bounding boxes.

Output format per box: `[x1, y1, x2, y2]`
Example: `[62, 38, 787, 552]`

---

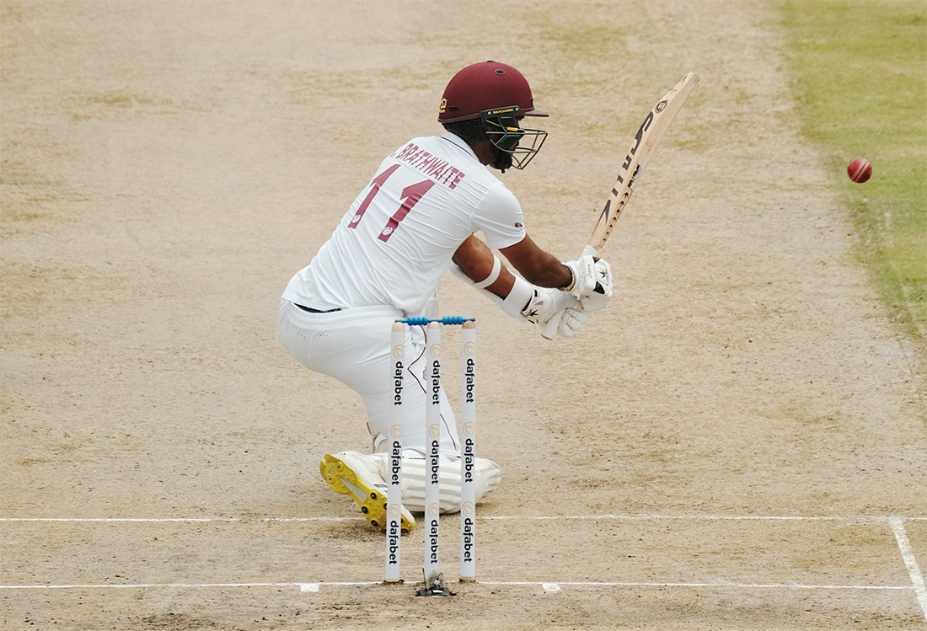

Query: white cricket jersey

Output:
[283, 132, 527, 314]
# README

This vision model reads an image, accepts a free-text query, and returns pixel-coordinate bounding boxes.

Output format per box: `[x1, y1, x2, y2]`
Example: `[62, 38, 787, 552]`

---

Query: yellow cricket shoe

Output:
[320, 451, 415, 534]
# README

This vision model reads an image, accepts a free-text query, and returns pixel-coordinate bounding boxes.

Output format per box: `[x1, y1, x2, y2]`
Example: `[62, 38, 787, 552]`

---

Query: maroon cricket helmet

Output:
[438, 61, 548, 123]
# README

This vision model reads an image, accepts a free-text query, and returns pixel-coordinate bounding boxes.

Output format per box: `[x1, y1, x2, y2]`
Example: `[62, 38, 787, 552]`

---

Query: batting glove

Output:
[563, 255, 613, 300]
[522, 289, 591, 338]
[576, 287, 611, 313]
[553, 307, 589, 338]
[521, 287, 575, 326]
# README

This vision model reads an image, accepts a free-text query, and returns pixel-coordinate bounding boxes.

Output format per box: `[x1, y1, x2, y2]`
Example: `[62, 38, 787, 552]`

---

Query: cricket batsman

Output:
[278, 61, 613, 533]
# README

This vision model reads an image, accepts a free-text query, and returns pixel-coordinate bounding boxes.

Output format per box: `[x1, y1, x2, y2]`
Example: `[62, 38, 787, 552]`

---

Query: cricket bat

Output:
[543, 71, 699, 340]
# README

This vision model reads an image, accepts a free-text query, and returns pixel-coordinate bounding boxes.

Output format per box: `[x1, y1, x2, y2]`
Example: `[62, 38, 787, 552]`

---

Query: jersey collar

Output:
[440, 131, 479, 162]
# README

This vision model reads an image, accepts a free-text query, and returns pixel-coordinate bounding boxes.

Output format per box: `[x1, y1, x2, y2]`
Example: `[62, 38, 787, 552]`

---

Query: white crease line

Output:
[0, 580, 912, 592]
[481, 581, 914, 591]
[0, 517, 355, 523]
[0, 518, 234, 523]
[0, 582, 312, 590]
[1, 514, 922, 523]
[481, 514, 893, 522]
[889, 516, 927, 623]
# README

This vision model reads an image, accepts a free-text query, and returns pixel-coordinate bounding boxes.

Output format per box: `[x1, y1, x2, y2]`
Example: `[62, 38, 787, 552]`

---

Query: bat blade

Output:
[587, 71, 699, 252]
[542, 72, 699, 340]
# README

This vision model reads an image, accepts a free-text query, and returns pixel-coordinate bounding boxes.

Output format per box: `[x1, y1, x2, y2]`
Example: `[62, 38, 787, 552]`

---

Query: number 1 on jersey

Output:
[347, 164, 434, 242]
[348, 164, 399, 230]
[378, 179, 434, 242]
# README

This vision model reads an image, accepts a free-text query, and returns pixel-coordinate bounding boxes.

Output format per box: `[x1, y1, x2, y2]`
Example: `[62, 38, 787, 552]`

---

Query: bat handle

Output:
[581, 244, 600, 257]
[540, 244, 599, 340]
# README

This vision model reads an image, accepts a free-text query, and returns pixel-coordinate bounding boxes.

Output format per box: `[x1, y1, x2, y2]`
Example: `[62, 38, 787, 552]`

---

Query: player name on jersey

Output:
[391, 142, 467, 190]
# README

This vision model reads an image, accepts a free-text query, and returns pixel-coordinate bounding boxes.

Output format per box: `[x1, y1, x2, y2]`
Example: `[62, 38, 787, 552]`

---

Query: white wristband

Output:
[560, 262, 576, 292]
[501, 275, 535, 320]
[472, 256, 502, 290]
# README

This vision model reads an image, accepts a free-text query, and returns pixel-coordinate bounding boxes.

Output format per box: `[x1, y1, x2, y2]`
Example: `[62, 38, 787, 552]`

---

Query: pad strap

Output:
[472, 256, 502, 290]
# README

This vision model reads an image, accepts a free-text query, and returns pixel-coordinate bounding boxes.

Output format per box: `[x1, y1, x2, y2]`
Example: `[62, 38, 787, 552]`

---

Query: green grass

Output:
[780, 1, 927, 370]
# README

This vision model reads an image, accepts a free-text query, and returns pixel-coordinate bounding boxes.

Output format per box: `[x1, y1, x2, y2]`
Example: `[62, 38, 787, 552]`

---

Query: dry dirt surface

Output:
[2, 1, 926, 630]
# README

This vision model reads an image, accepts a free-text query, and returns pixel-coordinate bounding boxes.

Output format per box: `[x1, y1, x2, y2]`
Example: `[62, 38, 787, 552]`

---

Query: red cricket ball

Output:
[847, 158, 872, 183]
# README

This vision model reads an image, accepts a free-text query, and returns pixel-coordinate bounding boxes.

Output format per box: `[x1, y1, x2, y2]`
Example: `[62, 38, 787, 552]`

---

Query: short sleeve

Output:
[473, 182, 527, 250]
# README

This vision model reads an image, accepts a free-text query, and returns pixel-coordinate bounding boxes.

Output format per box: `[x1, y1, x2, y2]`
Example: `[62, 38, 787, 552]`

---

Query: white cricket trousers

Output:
[277, 299, 462, 457]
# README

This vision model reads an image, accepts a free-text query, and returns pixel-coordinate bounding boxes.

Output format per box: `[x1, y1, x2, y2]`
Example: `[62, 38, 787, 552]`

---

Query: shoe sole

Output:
[320, 454, 414, 534]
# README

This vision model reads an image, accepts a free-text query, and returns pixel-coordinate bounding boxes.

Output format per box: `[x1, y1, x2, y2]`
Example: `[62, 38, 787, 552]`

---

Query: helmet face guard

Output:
[480, 106, 548, 172]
